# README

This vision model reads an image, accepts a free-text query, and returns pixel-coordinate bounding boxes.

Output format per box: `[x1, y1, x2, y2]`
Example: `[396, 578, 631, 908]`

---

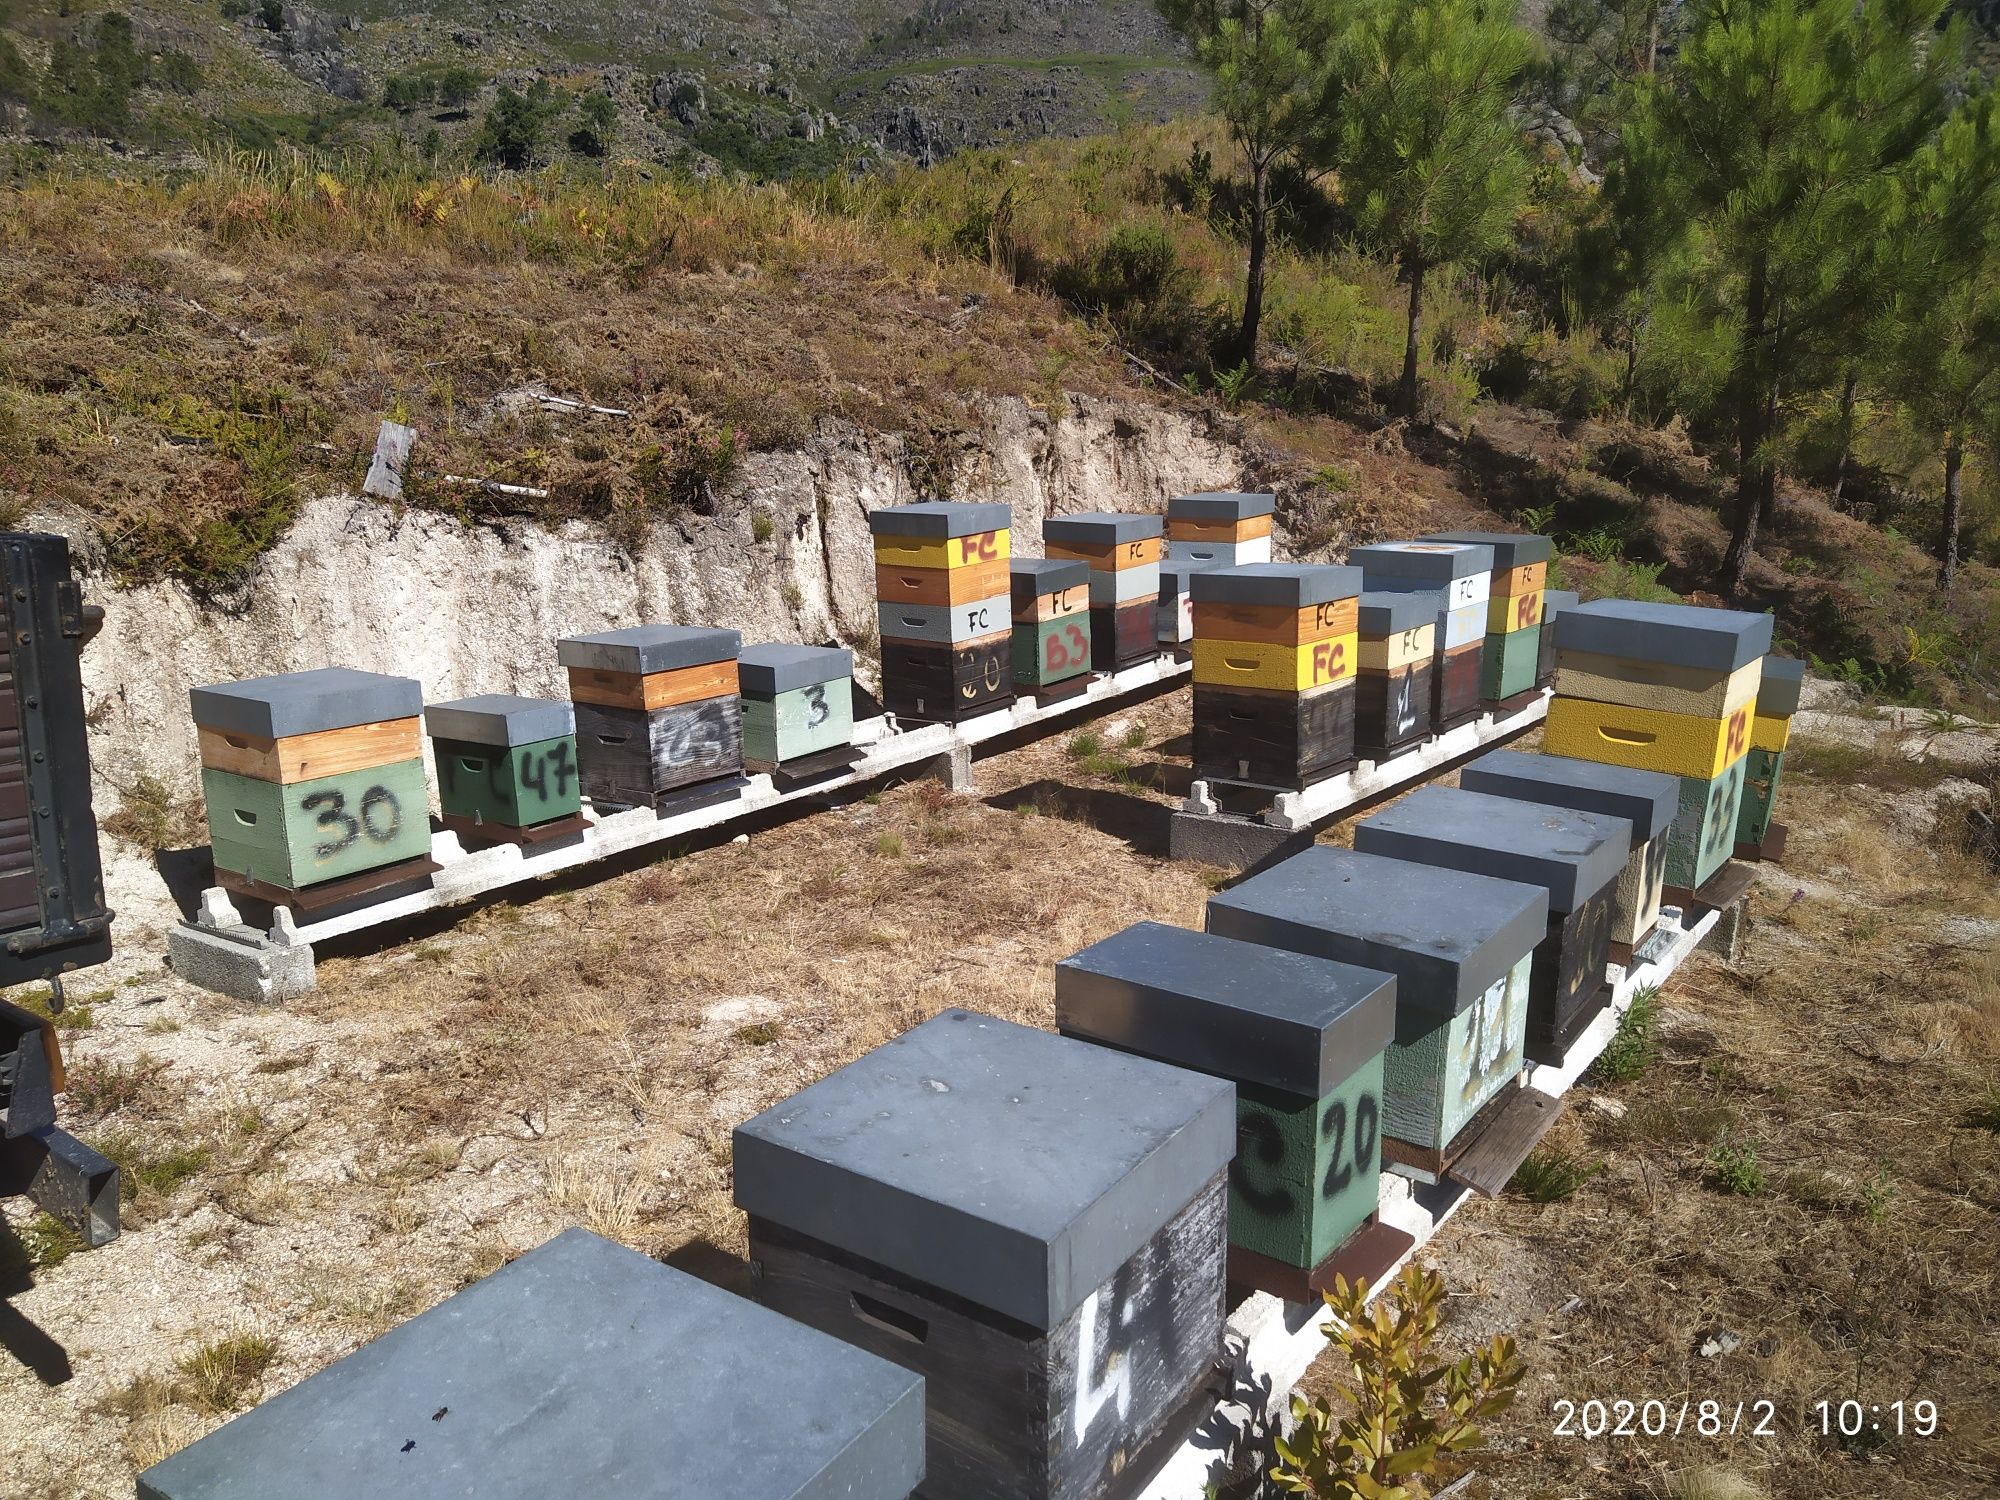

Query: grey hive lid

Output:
[190, 668, 422, 739]
[424, 694, 575, 747]
[1056, 921, 1395, 1098]
[1552, 599, 1772, 671]
[1349, 540, 1495, 580]
[1158, 558, 1220, 594]
[1459, 748, 1679, 843]
[738, 645, 853, 696]
[1167, 491, 1276, 522]
[1541, 589, 1581, 618]
[732, 1009, 1234, 1332]
[1043, 511, 1165, 544]
[1757, 655, 1806, 717]
[1357, 590, 1443, 637]
[135, 1229, 926, 1500]
[1354, 785, 1631, 915]
[867, 500, 1012, 538]
[556, 625, 742, 675]
[1420, 530, 1555, 568]
[1206, 846, 1547, 1019]
[1010, 557, 1090, 602]
[1189, 563, 1363, 609]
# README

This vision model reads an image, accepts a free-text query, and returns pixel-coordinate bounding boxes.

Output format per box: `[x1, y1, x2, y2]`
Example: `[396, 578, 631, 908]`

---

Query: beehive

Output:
[1349, 540, 1494, 730]
[425, 694, 581, 844]
[1420, 531, 1553, 704]
[559, 625, 744, 810]
[872, 502, 1014, 724]
[1539, 589, 1579, 687]
[1189, 564, 1361, 790]
[1545, 599, 1772, 891]
[1459, 749, 1680, 961]
[138, 1229, 927, 1500]
[1206, 847, 1548, 1176]
[1057, 921, 1400, 1300]
[1165, 491, 1275, 567]
[1155, 557, 1217, 650]
[1355, 786, 1631, 1066]
[1009, 558, 1093, 700]
[738, 646, 855, 769]
[192, 668, 429, 898]
[1737, 654, 1804, 857]
[1044, 512, 1164, 672]
[1354, 590, 1439, 759]
[736, 1009, 1233, 1500]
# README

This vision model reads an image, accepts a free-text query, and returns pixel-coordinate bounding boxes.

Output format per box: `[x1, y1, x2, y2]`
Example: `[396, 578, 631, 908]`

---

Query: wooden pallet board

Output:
[1664, 858, 1757, 917]
[439, 811, 591, 850]
[1444, 1086, 1562, 1198]
[218, 855, 442, 914]
[744, 745, 868, 791]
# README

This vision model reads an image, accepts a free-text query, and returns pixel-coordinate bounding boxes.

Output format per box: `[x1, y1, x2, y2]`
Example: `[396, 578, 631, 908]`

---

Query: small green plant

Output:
[1567, 522, 1630, 563]
[872, 832, 905, 858]
[1708, 1134, 1767, 1197]
[1592, 985, 1661, 1084]
[1516, 502, 1558, 533]
[1272, 1265, 1524, 1498]
[174, 1333, 277, 1416]
[751, 507, 775, 544]
[64, 1055, 169, 1115]
[732, 1021, 783, 1046]
[1121, 724, 1148, 750]
[1510, 1147, 1602, 1203]
[1212, 359, 1257, 409]
[1858, 1167, 1897, 1223]
[1065, 730, 1105, 762]
[21, 1212, 85, 1270]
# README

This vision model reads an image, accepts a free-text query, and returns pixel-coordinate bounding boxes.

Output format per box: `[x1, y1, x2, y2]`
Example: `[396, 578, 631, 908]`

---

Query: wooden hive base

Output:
[1663, 858, 1757, 918]
[1227, 1217, 1417, 1305]
[1484, 685, 1547, 717]
[440, 810, 591, 850]
[1356, 729, 1429, 763]
[1382, 1073, 1563, 1196]
[1606, 920, 1661, 967]
[1020, 672, 1095, 707]
[1734, 821, 1789, 865]
[218, 854, 441, 915]
[744, 744, 867, 790]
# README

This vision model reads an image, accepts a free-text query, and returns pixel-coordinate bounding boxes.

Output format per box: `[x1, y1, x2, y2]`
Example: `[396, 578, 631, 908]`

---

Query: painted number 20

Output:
[1321, 1093, 1379, 1199]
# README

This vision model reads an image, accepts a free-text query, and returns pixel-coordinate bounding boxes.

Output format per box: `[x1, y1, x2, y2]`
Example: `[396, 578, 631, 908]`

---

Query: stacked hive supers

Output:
[737, 645, 856, 777]
[1422, 531, 1552, 705]
[1189, 564, 1360, 790]
[872, 501, 1014, 724]
[1155, 557, 1215, 652]
[1044, 511, 1164, 672]
[1056, 921, 1403, 1300]
[1737, 655, 1804, 860]
[1353, 590, 1439, 760]
[192, 667, 430, 902]
[1008, 558, 1093, 701]
[425, 694, 582, 846]
[1349, 541, 1493, 731]
[1165, 491, 1274, 566]
[1543, 599, 1771, 893]
[559, 625, 745, 810]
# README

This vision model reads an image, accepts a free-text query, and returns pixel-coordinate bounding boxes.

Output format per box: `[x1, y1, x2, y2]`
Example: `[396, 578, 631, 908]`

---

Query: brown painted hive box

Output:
[559, 627, 745, 809]
[1354, 591, 1440, 758]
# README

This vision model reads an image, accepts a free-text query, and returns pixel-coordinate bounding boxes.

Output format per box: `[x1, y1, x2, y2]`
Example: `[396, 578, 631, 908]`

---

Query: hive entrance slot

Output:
[849, 1291, 929, 1345]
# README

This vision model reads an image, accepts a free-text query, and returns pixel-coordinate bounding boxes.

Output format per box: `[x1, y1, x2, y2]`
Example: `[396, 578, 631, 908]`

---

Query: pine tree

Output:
[1321, 0, 1533, 418]
[1156, 0, 1338, 369]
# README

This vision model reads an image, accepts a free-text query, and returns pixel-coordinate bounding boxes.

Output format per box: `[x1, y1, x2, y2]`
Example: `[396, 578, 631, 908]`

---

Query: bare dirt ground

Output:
[5, 685, 1998, 1500]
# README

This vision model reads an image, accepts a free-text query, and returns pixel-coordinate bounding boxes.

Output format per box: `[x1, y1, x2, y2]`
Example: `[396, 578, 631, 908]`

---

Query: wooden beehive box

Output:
[1738, 655, 1803, 858]
[1421, 531, 1553, 704]
[559, 625, 744, 810]
[425, 694, 582, 845]
[1206, 847, 1550, 1192]
[1010, 558, 1093, 699]
[1056, 921, 1407, 1301]
[736, 1009, 1234, 1500]
[138, 1229, 927, 1500]
[1154, 558, 1216, 648]
[1459, 749, 1680, 962]
[1354, 590, 1439, 759]
[1538, 589, 1579, 686]
[1354, 786, 1631, 1068]
[737, 645, 855, 772]
[192, 668, 429, 897]
[1045, 513, 1164, 672]
[1165, 491, 1274, 567]
[1351, 541, 1494, 731]
[1546, 599, 1772, 891]
[1189, 564, 1360, 790]
[872, 502, 1015, 724]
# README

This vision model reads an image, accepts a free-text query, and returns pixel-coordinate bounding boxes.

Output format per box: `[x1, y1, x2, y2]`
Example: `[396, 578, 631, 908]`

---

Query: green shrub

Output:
[1510, 1147, 1603, 1203]
[1593, 985, 1662, 1084]
[1708, 1134, 1766, 1197]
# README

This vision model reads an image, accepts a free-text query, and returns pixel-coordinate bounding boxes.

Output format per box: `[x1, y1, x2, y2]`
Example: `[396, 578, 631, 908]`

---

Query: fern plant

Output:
[1271, 1265, 1524, 1499]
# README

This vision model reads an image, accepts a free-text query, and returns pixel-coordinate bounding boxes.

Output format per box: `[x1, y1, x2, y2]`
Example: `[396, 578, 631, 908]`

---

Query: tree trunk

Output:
[1239, 153, 1268, 372]
[1829, 367, 1857, 508]
[1399, 257, 1426, 419]
[1719, 259, 1769, 601]
[1754, 301, 1785, 532]
[1938, 433, 1963, 592]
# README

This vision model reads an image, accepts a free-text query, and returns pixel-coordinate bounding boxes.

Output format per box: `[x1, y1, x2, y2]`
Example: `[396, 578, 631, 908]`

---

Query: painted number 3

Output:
[302, 784, 402, 858]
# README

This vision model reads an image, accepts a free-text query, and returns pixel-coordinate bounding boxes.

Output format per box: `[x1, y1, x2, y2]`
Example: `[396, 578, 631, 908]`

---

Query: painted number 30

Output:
[302, 785, 402, 858]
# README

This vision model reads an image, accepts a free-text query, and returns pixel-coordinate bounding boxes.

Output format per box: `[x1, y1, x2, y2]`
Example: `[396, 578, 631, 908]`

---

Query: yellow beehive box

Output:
[1354, 621, 1436, 672]
[1192, 634, 1358, 693]
[1485, 588, 1543, 635]
[1750, 712, 1790, 753]
[1544, 697, 1753, 781]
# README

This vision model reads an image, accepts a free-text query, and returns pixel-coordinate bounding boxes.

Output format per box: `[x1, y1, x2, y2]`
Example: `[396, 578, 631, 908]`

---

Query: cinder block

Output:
[167, 918, 316, 1003]
[190, 668, 422, 741]
[556, 625, 741, 676]
[868, 500, 1012, 537]
[1543, 696, 1752, 780]
[138, 1229, 927, 1500]
[1551, 599, 1772, 671]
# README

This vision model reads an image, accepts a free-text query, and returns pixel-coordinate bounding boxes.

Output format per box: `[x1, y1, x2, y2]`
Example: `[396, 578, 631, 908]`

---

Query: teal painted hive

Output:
[1664, 757, 1747, 890]
[204, 759, 430, 890]
[737, 646, 854, 765]
[427, 696, 580, 832]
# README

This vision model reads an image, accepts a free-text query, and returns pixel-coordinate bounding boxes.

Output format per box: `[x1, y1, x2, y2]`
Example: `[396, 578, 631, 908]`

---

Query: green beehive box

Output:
[1480, 625, 1541, 702]
[1663, 757, 1748, 891]
[1736, 747, 1783, 849]
[1380, 952, 1532, 1150]
[1011, 616, 1092, 688]
[741, 686, 854, 765]
[204, 758, 431, 891]
[1232, 1057, 1386, 1269]
[434, 737, 581, 829]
